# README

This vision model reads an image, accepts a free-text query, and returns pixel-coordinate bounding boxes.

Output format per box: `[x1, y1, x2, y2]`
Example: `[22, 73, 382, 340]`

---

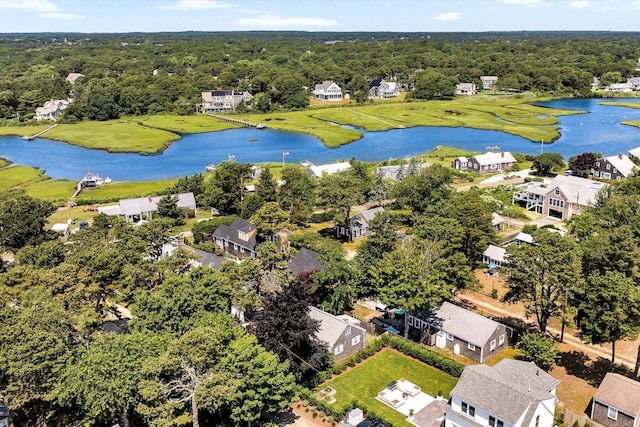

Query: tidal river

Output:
[1, 98, 639, 182]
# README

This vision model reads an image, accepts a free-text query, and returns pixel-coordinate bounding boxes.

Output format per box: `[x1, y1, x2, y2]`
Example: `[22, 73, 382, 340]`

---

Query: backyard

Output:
[318, 348, 458, 427]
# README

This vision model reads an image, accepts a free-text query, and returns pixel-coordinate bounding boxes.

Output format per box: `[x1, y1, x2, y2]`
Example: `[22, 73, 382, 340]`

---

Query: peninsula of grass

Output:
[599, 101, 640, 109]
[135, 115, 239, 134]
[75, 179, 177, 203]
[0, 165, 50, 189]
[319, 348, 458, 427]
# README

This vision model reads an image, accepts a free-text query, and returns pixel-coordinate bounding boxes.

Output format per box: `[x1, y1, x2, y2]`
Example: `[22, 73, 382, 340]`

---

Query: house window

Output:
[468, 343, 476, 351]
[608, 406, 618, 420]
[554, 188, 560, 196]
[490, 339, 497, 351]
[461, 402, 475, 417]
[549, 198, 565, 208]
[596, 162, 600, 167]
[334, 344, 344, 355]
[352, 335, 361, 346]
[499, 334, 505, 345]
[601, 172, 611, 179]
[535, 415, 540, 427]
[447, 333, 454, 341]
[489, 416, 504, 427]
[606, 163, 611, 170]
[233, 244, 238, 250]
[345, 326, 351, 336]
[240, 247, 245, 253]
[409, 317, 414, 326]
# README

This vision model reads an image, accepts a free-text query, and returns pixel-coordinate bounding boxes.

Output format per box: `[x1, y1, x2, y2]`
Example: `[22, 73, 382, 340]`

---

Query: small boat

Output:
[104, 177, 112, 184]
[22, 135, 35, 141]
[396, 125, 405, 129]
[206, 164, 216, 172]
[79, 172, 106, 188]
[256, 123, 266, 129]
[248, 138, 258, 143]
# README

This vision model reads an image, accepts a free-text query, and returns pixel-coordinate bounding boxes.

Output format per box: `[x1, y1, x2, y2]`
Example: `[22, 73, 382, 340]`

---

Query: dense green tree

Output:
[202, 161, 252, 215]
[255, 167, 278, 202]
[156, 194, 184, 224]
[412, 70, 457, 100]
[0, 189, 54, 251]
[57, 332, 170, 427]
[317, 172, 365, 240]
[577, 271, 640, 364]
[517, 331, 561, 371]
[392, 165, 453, 213]
[278, 165, 316, 225]
[502, 229, 583, 333]
[15, 240, 65, 269]
[249, 201, 291, 239]
[532, 153, 565, 176]
[347, 74, 370, 103]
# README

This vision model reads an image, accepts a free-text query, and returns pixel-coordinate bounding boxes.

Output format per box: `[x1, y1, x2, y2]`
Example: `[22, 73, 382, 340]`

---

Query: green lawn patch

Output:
[0, 124, 51, 137]
[25, 179, 77, 202]
[136, 115, 239, 134]
[320, 348, 458, 427]
[74, 179, 177, 204]
[599, 101, 640, 109]
[46, 119, 181, 154]
[0, 165, 49, 189]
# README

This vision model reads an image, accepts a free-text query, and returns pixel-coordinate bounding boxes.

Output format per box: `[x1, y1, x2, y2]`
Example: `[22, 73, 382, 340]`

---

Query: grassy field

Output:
[25, 179, 77, 201]
[0, 124, 52, 137]
[46, 119, 181, 154]
[599, 101, 640, 109]
[135, 115, 239, 134]
[0, 165, 50, 189]
[75, 179, 177, 202]
[319, 348, 458, 427]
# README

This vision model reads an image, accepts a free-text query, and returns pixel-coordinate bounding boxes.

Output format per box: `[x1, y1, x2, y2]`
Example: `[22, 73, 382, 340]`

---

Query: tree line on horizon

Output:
[0, 31, 639, 121]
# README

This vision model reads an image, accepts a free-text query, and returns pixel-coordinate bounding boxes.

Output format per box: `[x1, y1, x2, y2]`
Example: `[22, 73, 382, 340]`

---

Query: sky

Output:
[0, 0, 640, 33]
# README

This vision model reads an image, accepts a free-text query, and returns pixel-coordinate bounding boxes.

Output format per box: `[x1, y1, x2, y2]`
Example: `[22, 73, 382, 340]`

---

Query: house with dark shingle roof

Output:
[309, 307, 366, 362]
[591, 373, 640, 427]
[289, 248, 324, 276]
[369, 79, 400, 98]
[445, 359, 559, 427]
[213, 218, 257, 259]
[191, 249, 226, 269]
[409, 302, 508, 363]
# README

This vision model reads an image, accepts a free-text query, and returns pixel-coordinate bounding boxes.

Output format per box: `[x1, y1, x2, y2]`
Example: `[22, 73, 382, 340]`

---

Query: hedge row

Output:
[383, 334, 464, 377]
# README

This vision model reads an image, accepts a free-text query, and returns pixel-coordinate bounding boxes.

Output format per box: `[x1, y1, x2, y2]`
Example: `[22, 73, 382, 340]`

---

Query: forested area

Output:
[1, 31, 640, 121]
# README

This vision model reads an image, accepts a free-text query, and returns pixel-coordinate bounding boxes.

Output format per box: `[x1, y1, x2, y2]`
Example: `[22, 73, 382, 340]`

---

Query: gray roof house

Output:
[456, 82, 476, 95]
[337, 206, 385, 240]
[313, 80, 343, 102]
[98, 192, 196, 223]
[483, 244, 507, 268]
[445, 359, 559, 427]
[591, 373, 640, 427]
[593, 153, 636, 180]
[213, 218, 257, 259]
[409, 302, 509, 363]
[201, 89, 253, 113]
[190, 248, 226, 269]
[309, 307, 366, 362]
[35, 99, 70, 120]
[65, 72, 84, 84]
[480, 76, 499, 90]
[289, 247, 324, 276]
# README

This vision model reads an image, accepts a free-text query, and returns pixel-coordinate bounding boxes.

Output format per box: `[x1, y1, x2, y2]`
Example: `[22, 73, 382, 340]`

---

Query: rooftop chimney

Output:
[501, 152, 505, 157]
[618, 153, 623, 159]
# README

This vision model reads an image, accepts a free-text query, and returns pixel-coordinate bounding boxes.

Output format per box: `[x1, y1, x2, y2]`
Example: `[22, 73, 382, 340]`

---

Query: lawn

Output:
[319, 348, 458, 427]
[25, 179, 77, 201]
[135, 115, 239, 134]
[46, 119, 181, 154]
[0, 165, 50, 189]
[75, 179, 178, 202]
[0, 124, 52, 137]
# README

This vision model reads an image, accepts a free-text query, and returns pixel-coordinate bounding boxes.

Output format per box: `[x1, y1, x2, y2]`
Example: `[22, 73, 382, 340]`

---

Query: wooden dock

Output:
[206, 113, 266, 129]
[23, 123, 58, 140]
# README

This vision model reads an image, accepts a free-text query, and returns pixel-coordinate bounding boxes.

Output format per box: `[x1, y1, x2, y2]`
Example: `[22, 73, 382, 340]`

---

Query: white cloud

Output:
[433, 12, 462, 21]
[158, 0, 231, 10]
[0, 0, 59, 12]
[502, 0, 541, 4]
[39, 12, 82, 19]
[568, 1, 590, 8]
[235, 14, 338, 27]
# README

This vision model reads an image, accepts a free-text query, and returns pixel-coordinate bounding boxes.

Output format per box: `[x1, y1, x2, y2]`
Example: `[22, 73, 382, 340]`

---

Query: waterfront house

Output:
[456, 83, 477, 95]
[368, 79, 401, 98]
[454, 152, 516, 174]
[445, 359, 559, 427]
[201, 89, 253, 113]
[374, 162, 430, 181]
[593, 153, 636, 180]
[604, 83, 632, 93]
[628, 146, 640, 161]
[480, 76, 498, 90]
[337, 206, 385, 240]
[627, 77, 640, 90]
[309, 306, 366, 362]
[35, 99, 70, 120]
[591, 373, 640, 427]
[313, 80, 343, 101]
[307, 161, 352, 178]
[512, 175, 605, 220]
[213, 218, 258, 259]
[98, 192, 196, 223]
[409, 302, 508, 363]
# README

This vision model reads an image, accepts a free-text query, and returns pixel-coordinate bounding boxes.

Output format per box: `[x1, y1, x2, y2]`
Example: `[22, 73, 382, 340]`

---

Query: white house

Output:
[604, 83, 632, 93]
[445, 360, 559, 427]
[35, 99, 70, 121]
[369, 79, 401, 98]
[456, 83, 476, 95]
[313, 80, 343, 101]
[98, 192, 196, 223]
[480, 76, 498, 90]
[308, 162, 351, 178]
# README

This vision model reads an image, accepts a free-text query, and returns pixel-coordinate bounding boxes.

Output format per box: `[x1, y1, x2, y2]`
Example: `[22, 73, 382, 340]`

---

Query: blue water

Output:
[1, 98, 640, 182]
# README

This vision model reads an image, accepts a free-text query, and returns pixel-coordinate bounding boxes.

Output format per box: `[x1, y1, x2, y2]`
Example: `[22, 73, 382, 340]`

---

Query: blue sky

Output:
[0, 0, 639, 33]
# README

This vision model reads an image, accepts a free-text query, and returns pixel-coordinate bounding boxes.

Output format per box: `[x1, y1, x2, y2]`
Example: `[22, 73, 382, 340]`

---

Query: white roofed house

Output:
[445, 360, 559, 427]
[456, 83, 476, 95]
[483, 245, 506, 268]
[629, 146, 640, 161]
[604, 83, 632, 93]
[480, 76, 498, 90]
[65, 73, 84, 84]
[308, 161, 351, 178]
[35, 99, 70, 121]
[98, 192, 196, 223]
[313, 80, 343, 102]
[593, 153, 636, 180]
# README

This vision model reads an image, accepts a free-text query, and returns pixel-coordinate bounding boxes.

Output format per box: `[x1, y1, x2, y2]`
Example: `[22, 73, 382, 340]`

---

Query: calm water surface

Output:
[1, 98, 640, 182]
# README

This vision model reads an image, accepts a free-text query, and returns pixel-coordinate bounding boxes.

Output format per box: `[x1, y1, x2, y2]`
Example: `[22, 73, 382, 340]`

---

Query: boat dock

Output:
[23, 123, 58, 141]
[205, 113, 266, 129]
